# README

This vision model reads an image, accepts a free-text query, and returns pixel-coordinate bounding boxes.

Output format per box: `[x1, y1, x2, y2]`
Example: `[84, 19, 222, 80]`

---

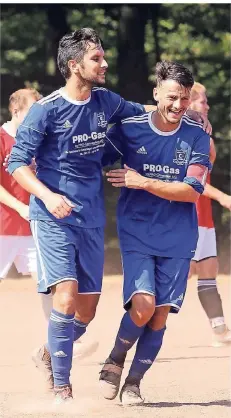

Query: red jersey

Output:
[196, 172, 214, 228]
[0, 124, 31, 235]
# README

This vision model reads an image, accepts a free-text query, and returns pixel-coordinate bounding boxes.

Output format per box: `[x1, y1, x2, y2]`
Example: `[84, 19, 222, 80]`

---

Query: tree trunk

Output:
[46, 5, 69, 80]
[150, 4, 161, 64]
[116, 5, 151, 103]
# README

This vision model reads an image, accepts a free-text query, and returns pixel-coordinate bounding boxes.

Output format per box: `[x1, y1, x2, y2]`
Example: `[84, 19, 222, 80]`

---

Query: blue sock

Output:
[110, 312, 145, 365]
[126, 326, 166, 384]
[73, 318, 87, 341]
[48, 309, 74, 387]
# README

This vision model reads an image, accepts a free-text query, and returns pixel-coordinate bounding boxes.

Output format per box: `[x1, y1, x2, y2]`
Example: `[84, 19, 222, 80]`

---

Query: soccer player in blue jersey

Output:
[99, 61, 211, 405]
[7, 28, 148, 403]
[7, 28, 209, 403]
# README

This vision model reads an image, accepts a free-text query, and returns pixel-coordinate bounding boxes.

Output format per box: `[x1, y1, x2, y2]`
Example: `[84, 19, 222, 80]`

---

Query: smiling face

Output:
[68, 42, 108, 86]
[154, 79, 191, 129]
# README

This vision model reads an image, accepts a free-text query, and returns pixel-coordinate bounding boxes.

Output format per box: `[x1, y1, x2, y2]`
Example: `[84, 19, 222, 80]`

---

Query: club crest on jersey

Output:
[173, 149, 188, 165]
[173, 140, 190, 166]
[97, 112, 107, 128]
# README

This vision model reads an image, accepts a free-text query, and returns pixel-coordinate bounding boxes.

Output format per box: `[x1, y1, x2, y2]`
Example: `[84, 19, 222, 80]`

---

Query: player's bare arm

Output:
[12, 166, 75, 219]
[0, 184, 29, 220]
[106, 163, 209, 203]
[203, 183, 231, 210]
[201, 136, 231, 209]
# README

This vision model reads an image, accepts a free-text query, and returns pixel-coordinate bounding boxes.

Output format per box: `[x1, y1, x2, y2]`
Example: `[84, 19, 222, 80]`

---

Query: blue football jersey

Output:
[8, 88, 144, 227]
[104, 112, 210, 258]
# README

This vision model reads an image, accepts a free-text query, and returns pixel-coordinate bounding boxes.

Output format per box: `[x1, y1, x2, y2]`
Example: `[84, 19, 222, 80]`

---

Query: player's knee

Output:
[75, 294, 100, 323]
[52, 281, 78, 314]
[77, 307, 97, 324]
[55, 292, 76, 314]
[131, 293, 155, 326]
[148, 306, 170, 330]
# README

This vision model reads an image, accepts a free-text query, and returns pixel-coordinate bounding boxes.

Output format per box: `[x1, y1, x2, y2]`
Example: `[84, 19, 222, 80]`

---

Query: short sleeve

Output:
[188, 132, 210, 168]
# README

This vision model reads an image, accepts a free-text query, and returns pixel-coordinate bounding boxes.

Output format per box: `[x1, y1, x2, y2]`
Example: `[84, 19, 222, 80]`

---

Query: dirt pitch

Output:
[0, 274, 230, 418]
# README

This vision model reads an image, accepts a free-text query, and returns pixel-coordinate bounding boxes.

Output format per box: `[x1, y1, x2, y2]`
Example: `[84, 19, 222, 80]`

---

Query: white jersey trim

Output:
[92, 87, 108, 92]
[38, 90, 60, 104]
[109, 97, 122, 121]
[148, 111, 182, 136]
[20, 124, 47, 135]
[30, 220, 47, 287]
[121, 114, 149, 125]
[182, 114, 203, 128]
[39, 94, 61, 105]
[105, 134, 123, 156]
[59, 88, 91, 105]
[124, 290, 155, 307]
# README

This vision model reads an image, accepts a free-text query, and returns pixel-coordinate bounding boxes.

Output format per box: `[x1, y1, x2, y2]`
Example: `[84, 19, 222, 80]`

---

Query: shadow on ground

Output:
[138, 399, 231, 408]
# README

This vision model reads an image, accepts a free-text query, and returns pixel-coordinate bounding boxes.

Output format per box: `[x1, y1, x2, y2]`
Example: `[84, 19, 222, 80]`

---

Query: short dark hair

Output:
[155, 61, 194, 89]
[57, 28, 103, 80]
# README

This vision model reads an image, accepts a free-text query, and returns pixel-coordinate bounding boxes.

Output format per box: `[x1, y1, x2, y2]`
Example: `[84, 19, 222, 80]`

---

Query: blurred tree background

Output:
[1, 4, 230, 273]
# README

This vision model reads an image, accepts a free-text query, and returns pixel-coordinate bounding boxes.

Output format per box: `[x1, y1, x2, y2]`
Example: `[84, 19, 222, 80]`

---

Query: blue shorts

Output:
[122, 251, 190, 313]
[30, 220, 104, 294]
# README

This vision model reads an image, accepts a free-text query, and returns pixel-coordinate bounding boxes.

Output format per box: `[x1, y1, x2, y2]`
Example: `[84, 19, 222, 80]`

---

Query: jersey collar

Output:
[59, 88, 91, 105]
[148, 111, 182, 136]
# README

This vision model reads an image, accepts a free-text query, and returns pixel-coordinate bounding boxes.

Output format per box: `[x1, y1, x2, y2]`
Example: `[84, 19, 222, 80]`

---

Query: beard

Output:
[78, 59, 107, 87]
[78, 75, 106, 90]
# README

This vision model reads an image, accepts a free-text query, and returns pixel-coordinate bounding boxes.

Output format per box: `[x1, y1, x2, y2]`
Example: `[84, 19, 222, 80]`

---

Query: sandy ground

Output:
[0, 274, 230, 418]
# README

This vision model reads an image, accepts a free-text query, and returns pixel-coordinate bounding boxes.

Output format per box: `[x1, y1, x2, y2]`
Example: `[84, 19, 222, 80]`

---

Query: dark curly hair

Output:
[155, 61, 194, 89]
[57, 28, 103, 80]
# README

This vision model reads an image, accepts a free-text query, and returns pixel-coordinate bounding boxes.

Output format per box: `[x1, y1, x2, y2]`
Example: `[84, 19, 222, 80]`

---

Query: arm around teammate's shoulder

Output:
[107, 91, 147, 124]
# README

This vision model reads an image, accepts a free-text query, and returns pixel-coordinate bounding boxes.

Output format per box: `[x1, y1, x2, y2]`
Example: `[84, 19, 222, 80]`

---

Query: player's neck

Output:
[152, 110, 180, 132]
[2, 119, 18, 137]
[64, 78, 91, 102]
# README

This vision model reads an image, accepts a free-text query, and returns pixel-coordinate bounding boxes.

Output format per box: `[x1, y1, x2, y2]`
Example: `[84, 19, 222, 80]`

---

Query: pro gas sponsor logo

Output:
[72, 131, 106, 144]
[143, 164, 180, 175]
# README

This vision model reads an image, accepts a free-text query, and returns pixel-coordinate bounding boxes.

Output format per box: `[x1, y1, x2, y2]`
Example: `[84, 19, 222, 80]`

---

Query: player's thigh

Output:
[194, 227, 216, 261]
[0, 236, 19, 278]
[75, 227, 104, 321]
[30, 220, 78, 294]
[197, 257, 218, 279]
[77, 227, 104, 297]
[14, 236, 37, 275]
[121, 251, 155, 311]
[155, 257, 191, 313]
[191, 226, 206, 263]
[196, 228, 218, 278]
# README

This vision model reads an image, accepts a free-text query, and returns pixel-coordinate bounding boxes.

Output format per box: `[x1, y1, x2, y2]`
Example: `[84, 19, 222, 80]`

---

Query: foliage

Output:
[1, 4, 230, 272]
